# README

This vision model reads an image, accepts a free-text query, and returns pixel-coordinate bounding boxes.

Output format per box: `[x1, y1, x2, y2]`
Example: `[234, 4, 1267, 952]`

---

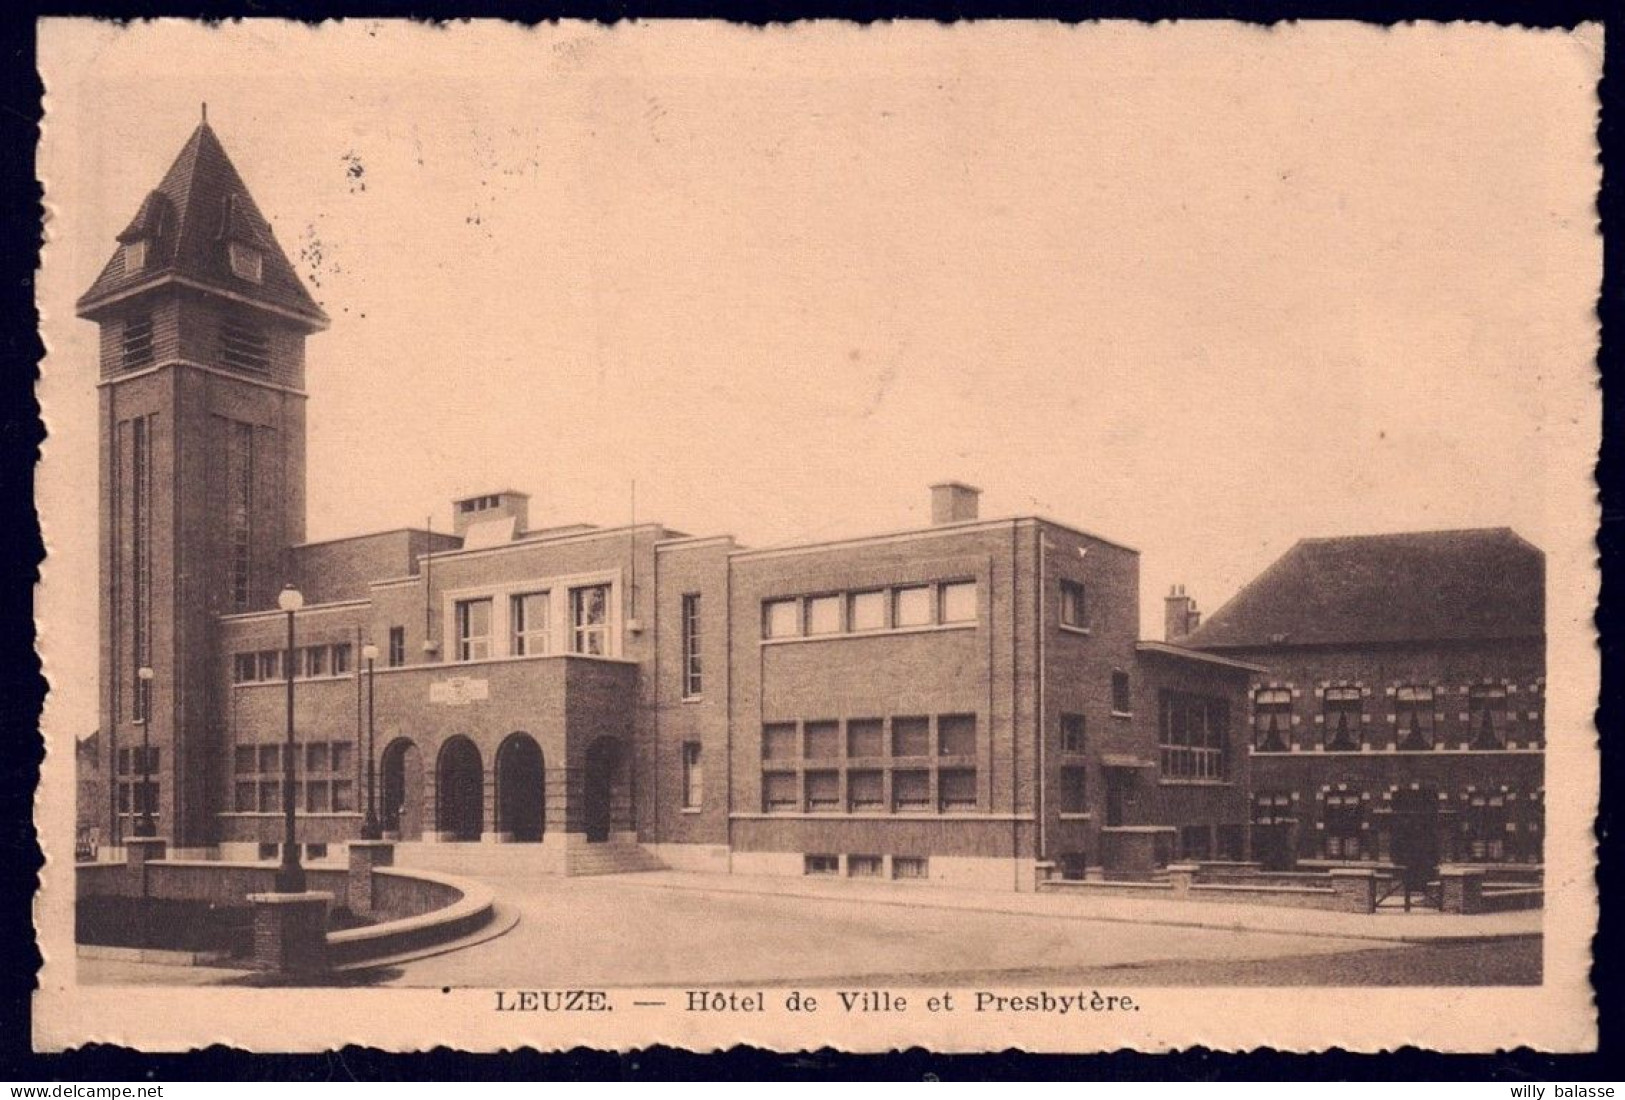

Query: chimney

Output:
[452, 490, 530, 541]
[930, 481, 981, 525]
[1164, 584, 1200, 642]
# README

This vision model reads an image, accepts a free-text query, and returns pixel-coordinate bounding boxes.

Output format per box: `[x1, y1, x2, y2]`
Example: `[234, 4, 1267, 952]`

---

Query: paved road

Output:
[378, 872, 1532, 989]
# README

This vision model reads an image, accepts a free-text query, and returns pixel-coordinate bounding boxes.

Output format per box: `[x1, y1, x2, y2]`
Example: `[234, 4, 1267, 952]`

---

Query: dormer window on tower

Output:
[228, 241, 263, 284]
[123, 239, 148, 273]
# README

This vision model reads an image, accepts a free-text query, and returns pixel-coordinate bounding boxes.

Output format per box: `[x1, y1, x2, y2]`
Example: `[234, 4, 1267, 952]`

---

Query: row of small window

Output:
[1252, 684, 1535, 752]
[763, 714, 979, 761]
[805, 854, 929, 879]
[233, 741, 355, 776]
[113, 746, 162, 814]
[233, 778, 357, 814]
[234, 643, 354, 683]
[762, 767, 979, 813]
[256, 843, 331, 861]
[1254, 790, 1543, 863]
[455, 584, 612, 661]
[763, 581, 977, 640]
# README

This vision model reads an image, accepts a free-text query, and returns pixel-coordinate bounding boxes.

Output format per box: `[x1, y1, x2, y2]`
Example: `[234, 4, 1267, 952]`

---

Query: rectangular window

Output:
[1323, 686, 1362, 751]
[1060, 766, 1088, 813]
[805, 595, 841, 636]
[938, 713, 976, 756]
[332, 780, 356, 813]
[1111, 670, 1132, 714]
[455, 598, 493, 661]
[1252, 791, 1294, 825]
[763, 599, 799, 639]
[1395, 685, 1436, 750]
[258, 650, 281, 681]
[331, 643, 352, 675]
[569, 585, 610, 655]
[257, 842, 279, 861]
[306, 742, 329, 773]
[762, 722, 798, 761]
[805, 770, 840, 812]
[892, 856, 928, 880]
[258, 744, 280, 772]
[847, 855, 883, 878]
[681, 594, 702, 696]
[1323, 790, 1363, 859]
[304, 645, 326, 678]
[122, 314, 154, 370]
[1253, 687, 1293, 751]
[258, 780, 281, 810]
[1158, 691, 1228, 780]
[305, 780, 331, 813]
[804, 720, 841, 759]
[1468, 684, 1508, 749]
[123, 240, 148, 275]
[128, 416, 151, 718]
[938, 768, 977, 812]
[804, 854, 840, 876]
[233, 653, 257, 683]
[304, 842, 328, 861]
[1060, 579, 1088, 629]
[226, 420, 253, 610]
[846, 718, 884, 758]
[1061, 713, 1086, 753]
[848, 590, 886, 632]
[891, 716, 931, 757]
[511, 592, 551, 657]
[892, 769, 930, 812]
[762, 772, 798, 813]
[331, 742, 353, 774]
[234, 781, 257, 812]
[681, 742, 703, 809]
[893, 586, 932, 628]
[220, 316, 270, 373]
[387, 626, 406, 668]
[848, 769, 884, 812]
[939, 581, 977, 624]
[233, 746, 256, 774]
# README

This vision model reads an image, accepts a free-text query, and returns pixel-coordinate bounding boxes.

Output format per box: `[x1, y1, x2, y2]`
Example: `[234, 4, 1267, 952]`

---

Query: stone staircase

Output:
[391, 839, 665, 879]
[565, 840, 667, 877]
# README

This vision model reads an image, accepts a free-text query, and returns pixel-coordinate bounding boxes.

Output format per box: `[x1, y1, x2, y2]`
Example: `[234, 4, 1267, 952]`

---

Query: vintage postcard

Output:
[33, 18, 1600, 1052]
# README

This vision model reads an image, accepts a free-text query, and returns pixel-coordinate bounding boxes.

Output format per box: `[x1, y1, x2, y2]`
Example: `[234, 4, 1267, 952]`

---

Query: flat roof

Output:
[1134, 640, 1267, 674]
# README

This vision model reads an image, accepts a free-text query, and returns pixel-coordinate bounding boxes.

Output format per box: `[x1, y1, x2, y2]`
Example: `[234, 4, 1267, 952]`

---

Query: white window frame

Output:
[440, 569, 622, 663]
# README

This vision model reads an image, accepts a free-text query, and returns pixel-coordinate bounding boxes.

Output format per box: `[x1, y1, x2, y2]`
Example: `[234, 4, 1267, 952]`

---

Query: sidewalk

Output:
[622, 869, 1543, 945]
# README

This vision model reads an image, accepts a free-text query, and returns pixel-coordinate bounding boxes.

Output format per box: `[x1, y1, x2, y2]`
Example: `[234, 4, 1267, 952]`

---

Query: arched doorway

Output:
[436, 736, 484, 842]
[583, 736, 622, 843]
[495, 733, 545, 842]
[380, 738, 424, 841]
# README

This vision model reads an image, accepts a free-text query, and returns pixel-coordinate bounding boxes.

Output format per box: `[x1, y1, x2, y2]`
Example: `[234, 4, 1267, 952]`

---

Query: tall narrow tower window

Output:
[128, 415, 152, 720]
[220, 316, 270, 373]
[227, 420, 254, 610]
[121, 315, 154, 371]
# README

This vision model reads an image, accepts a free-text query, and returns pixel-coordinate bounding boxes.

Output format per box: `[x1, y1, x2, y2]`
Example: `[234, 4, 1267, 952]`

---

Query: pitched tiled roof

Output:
[1184, 528, 1544, 649]
[76, 121, 328, 328]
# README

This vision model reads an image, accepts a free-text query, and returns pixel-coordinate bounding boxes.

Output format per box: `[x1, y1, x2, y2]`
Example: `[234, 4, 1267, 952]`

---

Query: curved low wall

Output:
[77, 851, 495, 970]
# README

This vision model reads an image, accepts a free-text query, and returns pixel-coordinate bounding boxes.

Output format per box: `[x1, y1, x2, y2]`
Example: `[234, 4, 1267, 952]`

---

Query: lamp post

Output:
[276, 583, 306, 893]
[360, 643, 380, 839]
[133, 666, 156, 837]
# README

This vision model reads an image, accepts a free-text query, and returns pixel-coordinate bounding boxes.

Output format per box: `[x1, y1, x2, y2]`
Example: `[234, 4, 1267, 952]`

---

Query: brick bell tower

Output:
[77, 111, 328, 851]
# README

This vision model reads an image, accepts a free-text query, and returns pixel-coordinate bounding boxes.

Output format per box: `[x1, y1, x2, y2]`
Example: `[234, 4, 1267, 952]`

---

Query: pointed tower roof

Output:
[77, 116, 329, 329]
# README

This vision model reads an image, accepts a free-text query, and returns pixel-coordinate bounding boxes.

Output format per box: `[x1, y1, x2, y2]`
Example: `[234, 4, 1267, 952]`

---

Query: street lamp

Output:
[276, 583, 306, 893]
[360, 642, 380, 839]
[133, 666, 156, 837]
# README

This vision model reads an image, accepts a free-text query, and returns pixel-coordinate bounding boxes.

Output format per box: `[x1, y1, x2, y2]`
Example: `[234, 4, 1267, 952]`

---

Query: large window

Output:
[681, 742, 703, 809]
[1060, 579, 1088, 629]
[1395, 685, 1436, 751]
[454, 598, 492, 662]
[1469, 684, 1508, 749]
[570, 584, 610, 655]
[231, 739, 354, 814]
[511, 591, 551, 656]
[1323, 686, 1362, 751]
[1253, 687, 1292, 751]
[681, 594, 702, 697]
[1158, 691, 1228, 780]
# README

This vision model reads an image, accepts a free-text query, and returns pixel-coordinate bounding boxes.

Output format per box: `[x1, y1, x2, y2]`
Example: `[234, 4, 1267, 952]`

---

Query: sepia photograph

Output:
[32, 18, 1600, 1052]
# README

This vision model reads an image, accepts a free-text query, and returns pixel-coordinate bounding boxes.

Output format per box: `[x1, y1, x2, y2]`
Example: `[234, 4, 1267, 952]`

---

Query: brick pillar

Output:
[1439, 865, 1485, 914]
[247, 891, 332, 973]
[346, 841, 394, 917]
[125, 836, 167, 893]
[1167, 862, 1198, 897]
[1328, 868, 1377, 913]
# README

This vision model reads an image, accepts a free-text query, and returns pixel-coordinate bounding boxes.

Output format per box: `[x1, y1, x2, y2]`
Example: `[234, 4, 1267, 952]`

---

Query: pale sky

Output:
[37, 20, 1601, 740]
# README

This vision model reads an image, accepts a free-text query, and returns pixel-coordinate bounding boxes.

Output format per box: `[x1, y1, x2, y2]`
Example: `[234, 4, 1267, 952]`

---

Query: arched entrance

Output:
[583, 736, 622, 843]
[380, 737, 424, 841]
[495, 733, 545, 842]
[436, 736, 484, 842]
